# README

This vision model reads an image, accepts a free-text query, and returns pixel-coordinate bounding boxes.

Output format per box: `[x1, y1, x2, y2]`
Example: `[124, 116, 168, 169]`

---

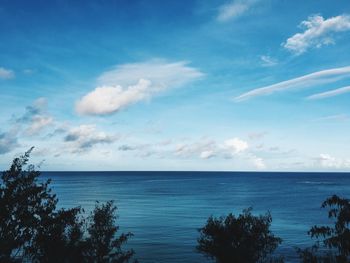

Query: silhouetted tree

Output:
[27, 207, 87, 263]
[85, 201, 135, 263]
[296, 245, 335, 263]
[297, 195, 350, 263]
[0, 147, 58, 261]
[197, 208, 283, 263]
[0, 148, 136, 262]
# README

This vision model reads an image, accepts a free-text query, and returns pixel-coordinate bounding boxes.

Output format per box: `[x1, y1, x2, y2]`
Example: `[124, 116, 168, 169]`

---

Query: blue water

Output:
[42, 172, 350, 263]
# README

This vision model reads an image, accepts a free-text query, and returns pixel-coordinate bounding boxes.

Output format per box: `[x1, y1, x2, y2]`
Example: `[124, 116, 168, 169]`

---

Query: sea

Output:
[42, 171, 350, 263]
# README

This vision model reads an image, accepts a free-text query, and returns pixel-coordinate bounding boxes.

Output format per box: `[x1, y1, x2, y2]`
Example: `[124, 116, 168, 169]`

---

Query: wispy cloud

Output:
[0, 67, 15, 79]
[64, 125, 118, 153]
[248, 131, 267, 140]
[15, 98, 54, 136]
[0, 98, 53, 155]
[122, 136, 252, 161]
[175, 138, 217, 158]
[260, 55, 278, 67]
[235, 66, 350, 101]
[217, 0, 258, 22]
[0, 129, 18, 155]
[23, 69, 35, 75]
[26, 116, 53, 136]
[314, 114, 349, 122]
[307, 85, 350, 100]
[76, 60, 203, 116]
[315, 153, 350, 169]
[175, 137, 250, 160]
[283, 14, 350, 55]
[118, 145, 137, 151]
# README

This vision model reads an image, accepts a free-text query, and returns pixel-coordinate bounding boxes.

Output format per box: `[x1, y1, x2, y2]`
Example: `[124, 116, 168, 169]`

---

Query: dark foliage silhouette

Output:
[197, 208, 283, 263]
[85, 201, 135, 263]
[0, 148, 136, 262]
[27, 206, 87, 263]
[0, 147, 58, 261]
[297, 195, 350, 263]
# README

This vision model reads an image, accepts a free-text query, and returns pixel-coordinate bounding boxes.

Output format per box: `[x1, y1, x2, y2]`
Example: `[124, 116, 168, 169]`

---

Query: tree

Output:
[197, 208, 283, 263]
[0, 147, 58, 261]
[0, 148, 136, 262]
[296, 245, 335, 263]
[85, 201, 135, 263]
[297, 195, 350, 263]
[27, 207, 87, 263]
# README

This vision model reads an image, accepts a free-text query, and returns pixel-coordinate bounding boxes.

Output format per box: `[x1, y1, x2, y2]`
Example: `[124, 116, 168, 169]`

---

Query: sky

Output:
[1, 0, 350, 171]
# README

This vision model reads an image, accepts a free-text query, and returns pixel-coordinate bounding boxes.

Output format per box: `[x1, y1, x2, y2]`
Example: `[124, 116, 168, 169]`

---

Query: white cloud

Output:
[316, 154, 350, 169]
[16, 98, 54, 136]
[217, 0, 258, 22]
[235, 66, 350, 101]
[76, 60, 203, 115]
[123, 137, 253, 162]
[252, 156, 266, 169]
[260, 55, 278, 67]
[223, 138, 249, 154]
[76, 79, 152, 115]
[171, 137, 266, 170]
[26, 116, 53, 136]
[64, 125, 117, 152]
[0, 67, 15, 79]
[200, 150, 215, 159]
[307, 85, 350, 100]
[175, 139, 216, 158]
[172, 137, 249, 159]
[283, 14, 350, 55]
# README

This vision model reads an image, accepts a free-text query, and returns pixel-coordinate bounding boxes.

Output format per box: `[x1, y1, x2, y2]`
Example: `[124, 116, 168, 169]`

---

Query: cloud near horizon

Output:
[223, 138, 249, 154]
[64, 125, 117, 153]
[252, 156, 265, 169]
[315, 153, 350, 169]
[76, 60, 203, 116]
[234, 66, 350, 101]
[283, 14, 350, 55]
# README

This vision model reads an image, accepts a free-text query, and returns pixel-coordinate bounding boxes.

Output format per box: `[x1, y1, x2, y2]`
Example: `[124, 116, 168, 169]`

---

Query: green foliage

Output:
[297, 195, 350, 263]
[0, 148, 136, 263]
[197, 208, 283, 263]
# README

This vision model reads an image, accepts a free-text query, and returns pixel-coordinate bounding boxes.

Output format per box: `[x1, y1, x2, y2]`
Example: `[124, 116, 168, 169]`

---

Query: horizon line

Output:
[37, 170, 350, 174]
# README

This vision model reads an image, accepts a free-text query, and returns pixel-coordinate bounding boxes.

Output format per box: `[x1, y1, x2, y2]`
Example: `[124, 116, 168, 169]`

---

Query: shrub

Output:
[197, 208, 283, 263]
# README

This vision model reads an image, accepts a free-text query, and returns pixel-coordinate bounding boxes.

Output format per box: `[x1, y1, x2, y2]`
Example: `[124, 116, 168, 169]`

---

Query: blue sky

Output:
[1, 0, 350, 171]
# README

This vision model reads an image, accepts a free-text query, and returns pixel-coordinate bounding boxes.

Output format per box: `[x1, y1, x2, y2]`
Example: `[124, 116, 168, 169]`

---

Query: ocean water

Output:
[42, 172, 350, 263]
